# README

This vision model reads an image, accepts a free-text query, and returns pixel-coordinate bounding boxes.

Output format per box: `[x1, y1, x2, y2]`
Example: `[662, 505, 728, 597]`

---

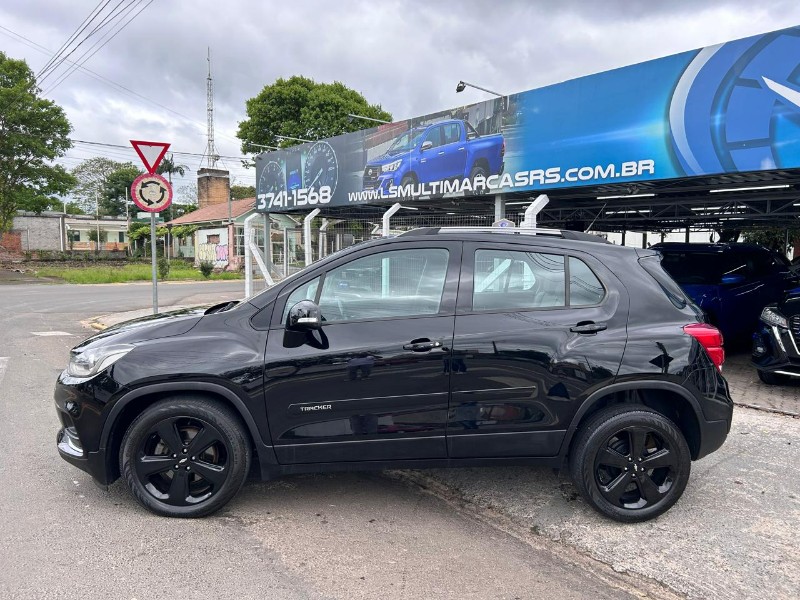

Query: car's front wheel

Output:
[120, 397, 251, 518]
[569, 405, 691, 523]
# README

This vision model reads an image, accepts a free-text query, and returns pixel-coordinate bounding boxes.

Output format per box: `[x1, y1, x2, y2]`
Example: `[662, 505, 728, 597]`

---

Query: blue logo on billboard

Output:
[669, 28, 800, 176]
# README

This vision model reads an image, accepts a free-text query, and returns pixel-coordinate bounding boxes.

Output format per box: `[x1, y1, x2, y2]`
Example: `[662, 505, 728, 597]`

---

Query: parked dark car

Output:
[652, 242, 799, 345]
[55, 228, 732, 522]
[752, 289, 800, 384]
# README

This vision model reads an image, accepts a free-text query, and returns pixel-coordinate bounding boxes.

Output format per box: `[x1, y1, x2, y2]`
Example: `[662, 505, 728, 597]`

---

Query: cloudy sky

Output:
[2, 0, 800, 198]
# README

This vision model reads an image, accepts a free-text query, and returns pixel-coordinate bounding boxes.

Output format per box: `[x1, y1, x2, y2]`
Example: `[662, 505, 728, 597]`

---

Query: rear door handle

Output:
[403, 339, 443, 352]
[570, 322, 607, 334]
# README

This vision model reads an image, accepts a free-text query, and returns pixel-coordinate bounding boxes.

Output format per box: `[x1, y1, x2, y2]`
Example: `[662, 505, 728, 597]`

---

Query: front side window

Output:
[318, 249, 449, 322]
[281, 277, 320, 323]
[473, 250, 565, 310]
[422, 126, 443, 149]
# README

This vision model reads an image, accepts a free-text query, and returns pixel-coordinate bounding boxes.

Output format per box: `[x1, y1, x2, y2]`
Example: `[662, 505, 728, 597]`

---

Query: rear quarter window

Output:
[639, 255, 690, 310]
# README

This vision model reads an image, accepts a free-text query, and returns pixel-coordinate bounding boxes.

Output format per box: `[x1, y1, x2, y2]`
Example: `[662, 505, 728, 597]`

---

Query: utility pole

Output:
[95, 189, 101, 252]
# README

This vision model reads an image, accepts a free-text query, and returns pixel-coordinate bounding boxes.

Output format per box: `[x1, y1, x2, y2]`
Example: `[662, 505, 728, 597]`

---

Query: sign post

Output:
[130, 140, 172, 314]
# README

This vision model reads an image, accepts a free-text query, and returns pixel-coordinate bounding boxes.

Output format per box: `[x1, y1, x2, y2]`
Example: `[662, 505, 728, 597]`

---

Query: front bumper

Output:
[56, 426, 112, 486]
[751, 322, 800, 378]
[54, 370, 124, 485]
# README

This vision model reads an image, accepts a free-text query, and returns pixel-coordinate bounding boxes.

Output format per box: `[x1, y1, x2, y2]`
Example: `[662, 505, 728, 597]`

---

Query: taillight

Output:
[500, 141, 505, 157]
[683, 323, 724, 370]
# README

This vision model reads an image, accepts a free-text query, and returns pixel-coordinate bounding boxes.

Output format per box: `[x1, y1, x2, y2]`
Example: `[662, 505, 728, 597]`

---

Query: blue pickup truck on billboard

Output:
[362, 119, 505, 192]
[255, 25, 800, 213]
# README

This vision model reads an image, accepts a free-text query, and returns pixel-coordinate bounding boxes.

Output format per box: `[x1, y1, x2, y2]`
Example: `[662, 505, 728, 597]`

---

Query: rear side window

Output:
[569, 257, 605, 306]
[639, 256, 689, 309]
[473, 250, 566, 310]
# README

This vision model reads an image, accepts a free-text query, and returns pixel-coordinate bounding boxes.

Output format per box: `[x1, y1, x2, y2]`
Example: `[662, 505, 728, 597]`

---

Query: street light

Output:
[347, 113, 390, 125]
[274, 134, 314, 144]
[455, 80, 504, 97]
[247, 142, 281, 152]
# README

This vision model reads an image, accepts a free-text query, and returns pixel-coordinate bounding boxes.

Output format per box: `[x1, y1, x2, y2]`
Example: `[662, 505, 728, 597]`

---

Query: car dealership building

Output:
[252, 25, 800, 270]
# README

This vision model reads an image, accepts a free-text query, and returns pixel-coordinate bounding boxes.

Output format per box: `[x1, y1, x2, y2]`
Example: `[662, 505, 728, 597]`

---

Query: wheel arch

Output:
[559, 381, 704, 466]
[101, 382, 272, 483]
[470, 157, 490, 173]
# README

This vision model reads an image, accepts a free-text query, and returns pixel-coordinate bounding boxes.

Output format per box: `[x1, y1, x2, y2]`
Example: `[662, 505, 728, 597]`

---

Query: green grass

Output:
[36, 263, 243, 284]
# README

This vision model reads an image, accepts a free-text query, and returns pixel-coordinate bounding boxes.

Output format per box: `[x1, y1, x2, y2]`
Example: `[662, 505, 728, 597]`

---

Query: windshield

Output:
[386, 128, 426, 154]
[658, 251, 753, 285]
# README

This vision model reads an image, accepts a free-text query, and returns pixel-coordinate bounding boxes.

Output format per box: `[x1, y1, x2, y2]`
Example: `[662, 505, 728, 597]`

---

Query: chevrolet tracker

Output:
[55, 227, 732, 522]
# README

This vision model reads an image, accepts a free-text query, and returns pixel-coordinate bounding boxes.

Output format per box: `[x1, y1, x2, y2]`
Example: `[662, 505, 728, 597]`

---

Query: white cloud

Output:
[1, 0, 798, 191]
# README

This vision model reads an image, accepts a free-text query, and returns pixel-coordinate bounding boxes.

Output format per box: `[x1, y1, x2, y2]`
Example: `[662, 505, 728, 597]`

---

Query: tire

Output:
[400, 173, 417, 188]
[469, 164, 488, 193]
[757, 370, 787, 385]
[569, 405, 691, 523]
[120, 397, 251, 518]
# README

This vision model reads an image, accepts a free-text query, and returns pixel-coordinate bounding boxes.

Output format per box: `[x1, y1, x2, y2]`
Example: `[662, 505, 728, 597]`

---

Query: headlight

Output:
[381, 159, 403, 173]
[68, 344, 134, 378]
[760, 307, 788, 329]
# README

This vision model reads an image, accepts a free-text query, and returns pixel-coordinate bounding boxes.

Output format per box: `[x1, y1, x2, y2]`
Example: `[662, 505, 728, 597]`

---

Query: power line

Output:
[38, 0, 129, 86]
[37, 0, 110, 80]
[44, 0, 154, 94]
[70, 139, 250, 161]
[0, 23, 246, 148]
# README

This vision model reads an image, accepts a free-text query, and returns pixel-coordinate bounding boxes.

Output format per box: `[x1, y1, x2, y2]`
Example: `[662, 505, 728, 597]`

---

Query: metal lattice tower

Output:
[206, 47, 218, 168]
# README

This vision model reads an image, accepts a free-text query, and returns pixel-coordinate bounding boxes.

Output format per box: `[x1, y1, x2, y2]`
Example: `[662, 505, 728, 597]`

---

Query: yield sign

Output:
[130, 140, 170, 174]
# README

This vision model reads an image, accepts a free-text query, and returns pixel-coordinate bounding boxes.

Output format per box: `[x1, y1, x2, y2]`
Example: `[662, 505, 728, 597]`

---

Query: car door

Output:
[441, 122, 467, 178]
[263, 241, 461, 464]
[447, 242, 628, 458]
[417, 125, 446, 183]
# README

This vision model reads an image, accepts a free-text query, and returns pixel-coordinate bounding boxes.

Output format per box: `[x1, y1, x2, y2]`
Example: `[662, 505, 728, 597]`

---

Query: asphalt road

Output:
[0, 282, 663, 600]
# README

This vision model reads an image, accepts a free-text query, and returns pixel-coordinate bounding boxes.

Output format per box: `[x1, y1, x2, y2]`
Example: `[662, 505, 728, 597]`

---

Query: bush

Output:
[199, 261, 214, 278]
[157, 256, 170, 280]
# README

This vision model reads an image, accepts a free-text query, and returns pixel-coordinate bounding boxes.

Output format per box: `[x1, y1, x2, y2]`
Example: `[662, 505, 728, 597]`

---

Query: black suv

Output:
[55, 228, 733, 522]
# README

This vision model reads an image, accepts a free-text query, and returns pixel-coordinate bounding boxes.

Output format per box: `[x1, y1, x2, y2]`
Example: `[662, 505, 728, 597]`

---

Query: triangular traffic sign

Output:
[130, 140, 171, 174]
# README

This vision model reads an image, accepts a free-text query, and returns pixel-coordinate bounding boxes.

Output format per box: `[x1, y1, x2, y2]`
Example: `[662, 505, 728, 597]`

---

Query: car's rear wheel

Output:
[757, 369, 788, 385]
[120, 397, 251, 518]
[569, 405, 690, 523]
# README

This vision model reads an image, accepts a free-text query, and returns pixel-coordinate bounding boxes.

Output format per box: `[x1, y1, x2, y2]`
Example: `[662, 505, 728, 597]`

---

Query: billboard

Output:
[255, 26, 800, 213]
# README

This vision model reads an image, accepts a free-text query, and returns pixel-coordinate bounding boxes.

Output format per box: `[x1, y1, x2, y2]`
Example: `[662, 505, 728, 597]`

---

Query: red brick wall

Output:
[0, 230, 23, 254]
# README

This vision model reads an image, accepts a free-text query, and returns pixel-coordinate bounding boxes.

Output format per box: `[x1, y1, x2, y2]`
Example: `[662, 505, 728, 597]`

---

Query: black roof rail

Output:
[398, 227, 610, 244]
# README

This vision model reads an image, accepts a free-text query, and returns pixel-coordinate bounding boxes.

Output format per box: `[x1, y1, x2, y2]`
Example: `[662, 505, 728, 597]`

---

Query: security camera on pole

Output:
[130, 140, 172, 314]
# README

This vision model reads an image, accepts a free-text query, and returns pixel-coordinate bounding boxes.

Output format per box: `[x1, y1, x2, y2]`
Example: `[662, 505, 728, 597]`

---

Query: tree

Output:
[176, 184, 197, 205]
[171, 203, 197, 219]
[237, 75, 392, 152]
[0, 52, 74, 232]
[101, 163, 142, 216]
[71, 157, 127, 214]
[742, 227, 800, 254]
[231, 185, 255, 200]
[156, 154, 187, 182]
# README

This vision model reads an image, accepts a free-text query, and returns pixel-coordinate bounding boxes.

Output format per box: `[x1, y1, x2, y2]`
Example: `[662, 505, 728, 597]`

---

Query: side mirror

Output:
[721, 274, 745, 285]
[286, 300, 321, 330]
[420, 140, 433, 152]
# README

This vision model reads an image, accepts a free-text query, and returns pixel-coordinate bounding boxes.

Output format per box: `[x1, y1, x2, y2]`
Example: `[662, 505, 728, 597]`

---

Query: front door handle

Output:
[403, 339, 443, 352]
[570, 322, 607, 334]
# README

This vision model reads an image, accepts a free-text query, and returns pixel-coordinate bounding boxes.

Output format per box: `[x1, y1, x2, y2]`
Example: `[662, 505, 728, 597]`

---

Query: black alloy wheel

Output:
[570, 405, 691, 523]
[120, 398, 251, 518]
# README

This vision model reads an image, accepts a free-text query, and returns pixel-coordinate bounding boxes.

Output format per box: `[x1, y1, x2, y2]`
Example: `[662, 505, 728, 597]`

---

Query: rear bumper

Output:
[695, 417, 731, 460]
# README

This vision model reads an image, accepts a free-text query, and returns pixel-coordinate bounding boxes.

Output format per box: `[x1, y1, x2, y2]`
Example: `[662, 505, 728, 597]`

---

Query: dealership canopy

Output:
[254, 25, 800, 232]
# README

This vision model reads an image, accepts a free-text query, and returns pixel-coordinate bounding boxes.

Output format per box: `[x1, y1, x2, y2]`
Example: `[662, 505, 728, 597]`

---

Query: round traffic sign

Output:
[131, 173, 173, 213]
